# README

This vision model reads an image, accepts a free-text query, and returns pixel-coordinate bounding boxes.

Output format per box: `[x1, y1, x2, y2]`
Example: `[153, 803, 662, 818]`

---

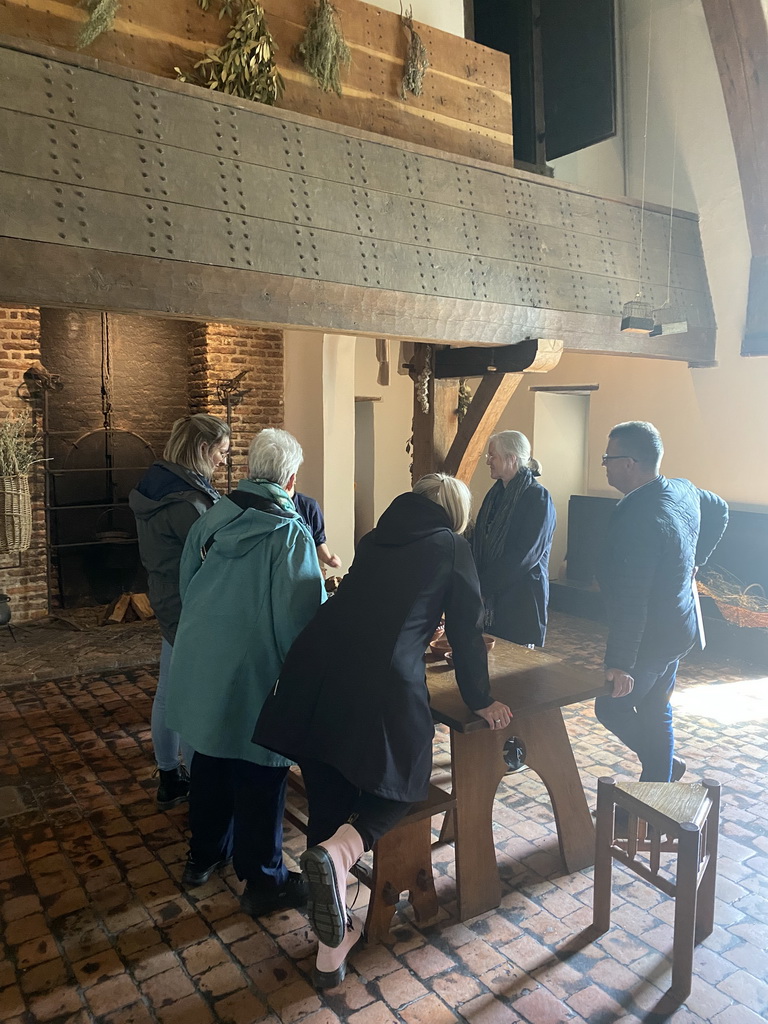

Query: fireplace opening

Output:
[49, 428, 155, 607]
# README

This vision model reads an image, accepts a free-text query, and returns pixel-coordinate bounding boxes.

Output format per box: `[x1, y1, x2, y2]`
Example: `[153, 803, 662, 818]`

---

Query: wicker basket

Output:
[698, 580, 768, 629]
[0, 474, 32, 555]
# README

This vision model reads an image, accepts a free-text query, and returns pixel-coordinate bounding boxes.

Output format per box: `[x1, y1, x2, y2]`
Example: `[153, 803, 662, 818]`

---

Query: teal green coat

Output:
[166, 479, 326, 765]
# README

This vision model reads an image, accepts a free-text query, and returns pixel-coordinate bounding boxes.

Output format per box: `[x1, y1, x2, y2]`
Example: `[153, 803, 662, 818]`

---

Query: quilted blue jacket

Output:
[597, 476, 728, 673]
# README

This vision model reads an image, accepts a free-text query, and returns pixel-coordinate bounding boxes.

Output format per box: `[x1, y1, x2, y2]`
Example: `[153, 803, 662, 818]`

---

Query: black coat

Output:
[253, 492, 492, 802]
[597, 476, 728, 673]
[472, 480, 556, 647]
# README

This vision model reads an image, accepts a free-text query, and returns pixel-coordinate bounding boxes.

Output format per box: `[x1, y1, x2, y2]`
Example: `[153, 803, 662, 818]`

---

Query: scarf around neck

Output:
[472, 467, 535, 570]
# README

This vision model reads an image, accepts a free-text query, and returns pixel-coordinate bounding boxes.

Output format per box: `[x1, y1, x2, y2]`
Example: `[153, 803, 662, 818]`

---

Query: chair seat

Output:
[615, 781, 713, 831]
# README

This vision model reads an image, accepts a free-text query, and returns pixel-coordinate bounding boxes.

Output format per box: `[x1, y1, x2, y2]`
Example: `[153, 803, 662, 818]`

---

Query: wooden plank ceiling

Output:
[0, 37, 716, 361]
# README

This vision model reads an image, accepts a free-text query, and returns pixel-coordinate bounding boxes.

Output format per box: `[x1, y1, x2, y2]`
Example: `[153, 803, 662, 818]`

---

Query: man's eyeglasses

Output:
[601, 454, 638, 464]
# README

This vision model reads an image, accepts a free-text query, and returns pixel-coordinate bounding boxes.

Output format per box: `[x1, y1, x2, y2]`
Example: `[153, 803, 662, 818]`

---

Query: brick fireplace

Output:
[0, 304, 284, 622]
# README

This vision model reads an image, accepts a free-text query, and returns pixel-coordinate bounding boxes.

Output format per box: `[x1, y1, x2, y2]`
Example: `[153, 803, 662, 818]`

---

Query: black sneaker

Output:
[671, 756, 687, 782]
[156, 765, 190, 810]
[240, 871, 308, 918]
[181, 857, 230, 888]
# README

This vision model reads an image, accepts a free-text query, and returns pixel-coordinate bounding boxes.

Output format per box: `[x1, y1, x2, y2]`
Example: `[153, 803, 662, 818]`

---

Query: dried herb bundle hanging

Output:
[400, 5, 429, 100]
[176, 1, 284, 105]
[457, 379, 473, 423]
[77, 0, 120, 48]
[298, 0, 351, 96]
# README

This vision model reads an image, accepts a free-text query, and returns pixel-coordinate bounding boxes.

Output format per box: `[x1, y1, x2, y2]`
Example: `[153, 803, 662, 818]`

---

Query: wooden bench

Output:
[285, 770, 454, 941]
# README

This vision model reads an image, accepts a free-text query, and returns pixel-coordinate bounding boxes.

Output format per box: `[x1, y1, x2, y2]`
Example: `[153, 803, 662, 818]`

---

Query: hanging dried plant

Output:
[400, 5, 429, 100]
[298, 0, 351, 96]
[77, 0, 120, 48]
[0, 413, 45, 476]
[457, 378, 473, 423]
[176, 1, 284, 106]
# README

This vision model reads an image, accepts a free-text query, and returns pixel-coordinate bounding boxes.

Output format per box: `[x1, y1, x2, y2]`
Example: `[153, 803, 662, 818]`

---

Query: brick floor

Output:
[0, 612, 765, 1023]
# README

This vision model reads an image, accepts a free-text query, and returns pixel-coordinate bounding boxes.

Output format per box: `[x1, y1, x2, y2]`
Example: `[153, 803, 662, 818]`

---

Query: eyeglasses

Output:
[601, 454, 637, 464]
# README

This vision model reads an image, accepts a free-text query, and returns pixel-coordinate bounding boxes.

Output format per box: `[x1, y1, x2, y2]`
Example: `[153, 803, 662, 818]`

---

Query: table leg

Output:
[450, 708, 595, 920]
[451, 727, 507, 920]
[513, 708, 596, 873]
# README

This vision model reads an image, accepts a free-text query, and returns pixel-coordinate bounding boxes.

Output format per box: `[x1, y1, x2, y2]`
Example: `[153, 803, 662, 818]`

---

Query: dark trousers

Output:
[189, 752, 289, 889]
[299, 759, 411, 852]
[594, 659, 679, 781]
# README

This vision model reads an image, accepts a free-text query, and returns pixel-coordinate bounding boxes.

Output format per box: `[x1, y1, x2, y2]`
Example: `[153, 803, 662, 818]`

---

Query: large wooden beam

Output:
[702, 0, 768, 354]
[443, 372, 524, 484]
[0, 39, 716, 361]
[410, 347, 459, 481]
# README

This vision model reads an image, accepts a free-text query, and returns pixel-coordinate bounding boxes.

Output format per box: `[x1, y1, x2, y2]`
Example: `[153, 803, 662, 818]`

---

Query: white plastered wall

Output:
[369, 0, 465, 37]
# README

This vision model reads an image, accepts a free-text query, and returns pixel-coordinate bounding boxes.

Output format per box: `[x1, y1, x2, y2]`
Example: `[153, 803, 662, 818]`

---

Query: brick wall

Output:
[0, 305, 48, 622]
[1, 311, 285, 618]
[188, 323, 284, 482]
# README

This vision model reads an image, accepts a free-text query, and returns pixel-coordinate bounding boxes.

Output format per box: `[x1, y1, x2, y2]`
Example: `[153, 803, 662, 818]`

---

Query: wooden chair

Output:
[285, 770, 455, 941]
[592, 776, 721, 1001]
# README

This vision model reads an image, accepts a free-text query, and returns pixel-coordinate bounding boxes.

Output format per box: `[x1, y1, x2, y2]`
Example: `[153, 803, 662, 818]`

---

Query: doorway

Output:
[533, 391, 591, 577]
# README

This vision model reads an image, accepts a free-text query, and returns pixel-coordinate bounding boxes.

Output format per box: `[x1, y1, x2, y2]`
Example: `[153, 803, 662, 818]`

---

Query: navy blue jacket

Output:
[598, 477, 728, 673]
[472, 480, 556, 647]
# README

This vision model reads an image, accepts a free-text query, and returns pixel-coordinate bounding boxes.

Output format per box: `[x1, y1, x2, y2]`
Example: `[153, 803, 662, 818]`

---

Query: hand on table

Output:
[475, 700, 513, 730]
[604, 668, 634, 698]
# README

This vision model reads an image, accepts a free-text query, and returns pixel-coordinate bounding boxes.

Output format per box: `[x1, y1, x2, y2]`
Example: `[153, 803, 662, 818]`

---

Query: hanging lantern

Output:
[649, 301, 688, 337]
[620, 297, 654, 334]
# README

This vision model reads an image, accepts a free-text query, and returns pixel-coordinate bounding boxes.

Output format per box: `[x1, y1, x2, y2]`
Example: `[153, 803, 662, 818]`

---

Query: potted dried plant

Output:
[0, 413, 45, 555]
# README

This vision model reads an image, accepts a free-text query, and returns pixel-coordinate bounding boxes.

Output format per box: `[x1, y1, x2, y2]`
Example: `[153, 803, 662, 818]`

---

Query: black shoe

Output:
[240, 872, 308, 918]
[671, 756, 687, 782]
[156, 765, 190, 810]
[182, 857, 229, 888]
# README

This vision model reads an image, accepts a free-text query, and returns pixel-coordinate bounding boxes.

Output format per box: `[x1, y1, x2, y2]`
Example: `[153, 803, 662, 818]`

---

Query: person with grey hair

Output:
[254, 473, 510, 988]
[165, 428, 326, 917]
[472, 430, 556, 646]
[130, 413, 230, 809]
[597, 420, 728, 783]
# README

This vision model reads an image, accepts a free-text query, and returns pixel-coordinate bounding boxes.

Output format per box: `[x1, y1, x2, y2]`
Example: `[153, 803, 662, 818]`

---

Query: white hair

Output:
[247, 428, 303, 487]
[490, 430, 542, 476]
[413, 473, 472, 534]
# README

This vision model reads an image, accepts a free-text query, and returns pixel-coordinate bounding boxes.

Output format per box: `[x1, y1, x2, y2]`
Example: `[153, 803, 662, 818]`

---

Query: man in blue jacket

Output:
[596, 421, 728, 782]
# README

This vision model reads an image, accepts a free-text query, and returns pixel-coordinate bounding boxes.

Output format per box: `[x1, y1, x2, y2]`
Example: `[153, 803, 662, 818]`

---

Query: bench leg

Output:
[592, 777, 616, 933]
[670, 823, 700, 1001]
[365, 818, 439, 942]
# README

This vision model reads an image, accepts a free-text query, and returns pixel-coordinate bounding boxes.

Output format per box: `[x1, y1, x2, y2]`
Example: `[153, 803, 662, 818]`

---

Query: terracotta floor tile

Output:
[83, 975, 143, 1016]
[213, 987, 270, 1024]
[430, 970, 484, 1007]
[154, 992, 215, 1024]
[267, 977, 323, 1022]
[101, 1002, 157, 1024]
[196, 961, 249, 998]
[373, 966, 429, 1008]
[347, 1003, 401, 1024]
[140, 965, 197, 1007]
[72, 946, 126, 986]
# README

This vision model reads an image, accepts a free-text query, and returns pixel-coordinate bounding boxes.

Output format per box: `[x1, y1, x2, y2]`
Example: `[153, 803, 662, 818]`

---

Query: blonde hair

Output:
[413, 473, 472, 534]
[163, 414, 230, 480]
[490, 430, 542, 476]
[247, 428, 303, 487]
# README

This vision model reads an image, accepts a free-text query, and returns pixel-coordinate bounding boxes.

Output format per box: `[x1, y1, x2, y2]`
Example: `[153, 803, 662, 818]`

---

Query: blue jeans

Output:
[152, 639, 195, 772]
[594, 659, 679, 781]
[188, 752, 289, 889]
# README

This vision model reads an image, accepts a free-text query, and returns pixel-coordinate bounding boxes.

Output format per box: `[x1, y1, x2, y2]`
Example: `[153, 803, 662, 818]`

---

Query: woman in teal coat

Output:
[166, 428, 326, 919]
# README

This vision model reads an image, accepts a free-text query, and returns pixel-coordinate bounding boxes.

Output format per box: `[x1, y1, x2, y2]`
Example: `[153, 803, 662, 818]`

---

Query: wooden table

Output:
[427, 640, 607, 920]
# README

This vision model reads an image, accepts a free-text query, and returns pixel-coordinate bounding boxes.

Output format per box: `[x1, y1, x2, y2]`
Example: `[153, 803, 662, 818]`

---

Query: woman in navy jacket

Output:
[472, 431, 556, 647]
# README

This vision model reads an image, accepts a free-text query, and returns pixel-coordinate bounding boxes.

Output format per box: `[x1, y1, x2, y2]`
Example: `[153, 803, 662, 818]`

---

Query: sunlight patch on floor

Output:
[673, 677, 768, 724]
